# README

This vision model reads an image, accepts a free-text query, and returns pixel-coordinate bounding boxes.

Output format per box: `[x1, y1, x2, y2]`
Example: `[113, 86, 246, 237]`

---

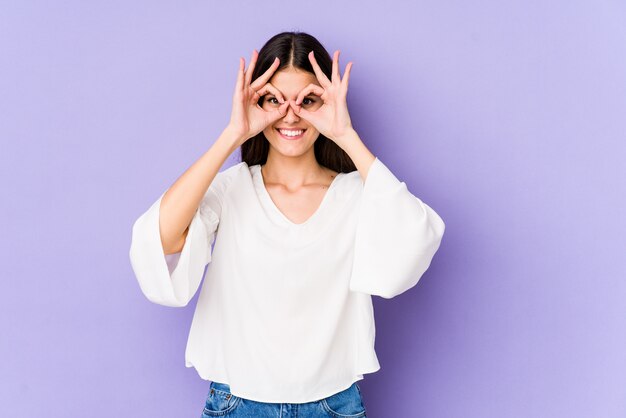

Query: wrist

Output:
[217, 125, 246, 151]
[221, 125, 247, 147]
[333, 126, 358, 144]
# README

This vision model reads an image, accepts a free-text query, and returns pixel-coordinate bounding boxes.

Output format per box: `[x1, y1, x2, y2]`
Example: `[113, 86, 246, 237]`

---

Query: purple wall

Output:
[2, 1, 625, 417]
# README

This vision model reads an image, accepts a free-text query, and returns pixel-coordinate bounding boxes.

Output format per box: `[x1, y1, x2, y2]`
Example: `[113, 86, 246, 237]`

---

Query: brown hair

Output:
[239, 31, 357, 173]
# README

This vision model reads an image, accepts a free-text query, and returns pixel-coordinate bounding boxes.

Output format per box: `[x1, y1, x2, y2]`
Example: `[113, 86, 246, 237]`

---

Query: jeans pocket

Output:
[321, 382, 366, 418]
[202, 381, 243, 417]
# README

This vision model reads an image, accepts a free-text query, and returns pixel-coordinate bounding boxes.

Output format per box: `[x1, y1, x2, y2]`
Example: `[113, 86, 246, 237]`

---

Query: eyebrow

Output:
[267, 92, 317, 98]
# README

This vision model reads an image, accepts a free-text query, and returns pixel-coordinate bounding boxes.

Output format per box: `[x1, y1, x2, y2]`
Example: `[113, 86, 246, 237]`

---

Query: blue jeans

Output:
[201, 380, 367, 417]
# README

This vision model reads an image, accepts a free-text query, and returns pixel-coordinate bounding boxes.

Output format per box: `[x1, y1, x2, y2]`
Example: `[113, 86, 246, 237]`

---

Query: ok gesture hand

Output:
[228, 50, 290, 144]
[290, 50, 354, 143]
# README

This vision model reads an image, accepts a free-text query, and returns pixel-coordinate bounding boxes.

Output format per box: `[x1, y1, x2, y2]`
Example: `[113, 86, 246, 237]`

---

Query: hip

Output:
[201, 380, 367, 417]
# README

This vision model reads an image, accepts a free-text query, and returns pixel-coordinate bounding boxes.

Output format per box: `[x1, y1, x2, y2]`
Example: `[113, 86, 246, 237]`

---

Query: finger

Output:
[235, 57, 245, 95]
[244, 50, 258, 86]
[260, 102, 289, 130]
[295, 83, 325, 105]
[308, 51, 331, 88]
[340, 61, 353, 93]
[331, 50, 340, 84]
[251, 56, 281, 90]
[256, 82, 285, 103]
[289, 100, 315, 123]
[269, 101, 290, 122]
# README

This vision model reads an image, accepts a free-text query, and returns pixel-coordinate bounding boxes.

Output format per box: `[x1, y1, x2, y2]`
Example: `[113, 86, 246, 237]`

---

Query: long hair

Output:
[239, 31, 357, 173]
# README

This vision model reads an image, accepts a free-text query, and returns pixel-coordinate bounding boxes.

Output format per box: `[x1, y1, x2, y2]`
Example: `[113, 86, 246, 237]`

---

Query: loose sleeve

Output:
[349, 157, 446, 299]
[129, 171, 231, 307]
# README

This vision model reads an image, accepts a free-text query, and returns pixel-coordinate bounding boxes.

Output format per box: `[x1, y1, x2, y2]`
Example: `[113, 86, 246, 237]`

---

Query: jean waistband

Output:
[210, 380, 231, 393]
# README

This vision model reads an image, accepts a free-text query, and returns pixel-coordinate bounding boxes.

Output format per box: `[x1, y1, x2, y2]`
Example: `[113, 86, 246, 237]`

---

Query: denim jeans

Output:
[201, 380, 367, 417]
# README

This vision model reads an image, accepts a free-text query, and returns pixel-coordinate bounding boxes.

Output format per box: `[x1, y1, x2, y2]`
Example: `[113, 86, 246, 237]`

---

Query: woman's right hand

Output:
[226, 50, 290, 145]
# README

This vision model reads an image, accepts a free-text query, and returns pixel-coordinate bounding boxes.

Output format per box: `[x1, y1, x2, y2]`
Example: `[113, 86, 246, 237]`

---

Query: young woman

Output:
[129, 31, 445, 417]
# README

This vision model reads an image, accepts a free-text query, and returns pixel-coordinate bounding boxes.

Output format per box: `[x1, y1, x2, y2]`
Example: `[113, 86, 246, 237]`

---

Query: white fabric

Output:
[129, 156, 445, 403]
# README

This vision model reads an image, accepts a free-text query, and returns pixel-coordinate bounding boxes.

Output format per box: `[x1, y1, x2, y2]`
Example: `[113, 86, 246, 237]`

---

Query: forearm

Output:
[335, 128, 377, 183]
[159, 127, 243, 254]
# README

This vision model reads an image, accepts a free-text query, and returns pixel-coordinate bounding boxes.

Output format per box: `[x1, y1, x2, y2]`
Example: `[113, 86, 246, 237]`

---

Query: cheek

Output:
[309, 102, 323, 112]
[263, 126, 275, 137]
[307, 129, 320, 141]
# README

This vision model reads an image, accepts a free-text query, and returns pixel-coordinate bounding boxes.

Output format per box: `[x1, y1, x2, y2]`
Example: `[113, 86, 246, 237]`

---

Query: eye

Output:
[302, 97, 316, 105]
[267, 97, 280, 105]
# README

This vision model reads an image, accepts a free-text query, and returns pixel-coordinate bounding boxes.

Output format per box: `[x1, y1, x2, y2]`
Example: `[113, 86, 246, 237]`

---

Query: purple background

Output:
[2, 1, 625, 417]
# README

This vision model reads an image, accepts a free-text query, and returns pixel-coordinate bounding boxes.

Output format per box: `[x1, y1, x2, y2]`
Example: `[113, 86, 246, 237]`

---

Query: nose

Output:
[282, 101, 300, 123]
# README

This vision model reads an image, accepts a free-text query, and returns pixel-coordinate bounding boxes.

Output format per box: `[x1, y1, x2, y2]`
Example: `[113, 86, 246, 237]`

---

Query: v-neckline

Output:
[252, 164, 345, 228]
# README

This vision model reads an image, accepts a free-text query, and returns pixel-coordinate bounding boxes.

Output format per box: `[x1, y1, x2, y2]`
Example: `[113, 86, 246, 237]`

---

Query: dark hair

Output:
[239, 31, 356, 173]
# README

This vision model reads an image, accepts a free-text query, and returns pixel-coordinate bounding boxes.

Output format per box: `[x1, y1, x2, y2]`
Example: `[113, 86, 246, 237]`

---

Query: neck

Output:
[261, 151, 328, 188]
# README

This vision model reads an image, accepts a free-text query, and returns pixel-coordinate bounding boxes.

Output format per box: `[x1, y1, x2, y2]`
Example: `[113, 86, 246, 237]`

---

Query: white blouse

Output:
[129, 156, 445, 403]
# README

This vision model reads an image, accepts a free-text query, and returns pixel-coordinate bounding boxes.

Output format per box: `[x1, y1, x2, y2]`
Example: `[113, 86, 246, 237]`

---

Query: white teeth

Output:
[279, 129, 304, 137]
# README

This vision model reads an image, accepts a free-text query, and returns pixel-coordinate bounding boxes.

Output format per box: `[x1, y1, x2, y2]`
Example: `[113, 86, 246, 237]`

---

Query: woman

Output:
[129, 31, 445, 417]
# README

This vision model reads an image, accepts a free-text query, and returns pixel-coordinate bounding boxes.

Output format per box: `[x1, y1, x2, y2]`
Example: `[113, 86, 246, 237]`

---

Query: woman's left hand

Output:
[290, 50, 354, 143]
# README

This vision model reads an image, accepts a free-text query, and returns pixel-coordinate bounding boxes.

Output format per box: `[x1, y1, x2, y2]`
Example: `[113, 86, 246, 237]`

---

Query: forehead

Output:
[268, 68, 319, 96]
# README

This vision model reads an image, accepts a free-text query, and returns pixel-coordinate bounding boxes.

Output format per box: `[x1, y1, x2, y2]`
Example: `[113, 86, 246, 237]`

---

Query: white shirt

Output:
[129, 156, 445, 403]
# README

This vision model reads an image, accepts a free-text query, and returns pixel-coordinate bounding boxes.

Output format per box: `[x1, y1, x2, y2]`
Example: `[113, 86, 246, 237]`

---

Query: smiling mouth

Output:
[276, 128, 306, 140]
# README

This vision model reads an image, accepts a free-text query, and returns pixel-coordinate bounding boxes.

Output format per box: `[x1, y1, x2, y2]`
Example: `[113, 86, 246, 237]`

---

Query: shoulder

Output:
[329, 169, 363, 204]
[339, 169, 364, 188]
[219, 161, 248, 177]
[339, 158, 397, 191]
[215, 161, 249, 182]
[209, 161, 249, 196]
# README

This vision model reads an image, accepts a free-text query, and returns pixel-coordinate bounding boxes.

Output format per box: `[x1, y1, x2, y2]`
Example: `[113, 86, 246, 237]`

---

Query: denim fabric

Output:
[201, 381, 367, 417]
